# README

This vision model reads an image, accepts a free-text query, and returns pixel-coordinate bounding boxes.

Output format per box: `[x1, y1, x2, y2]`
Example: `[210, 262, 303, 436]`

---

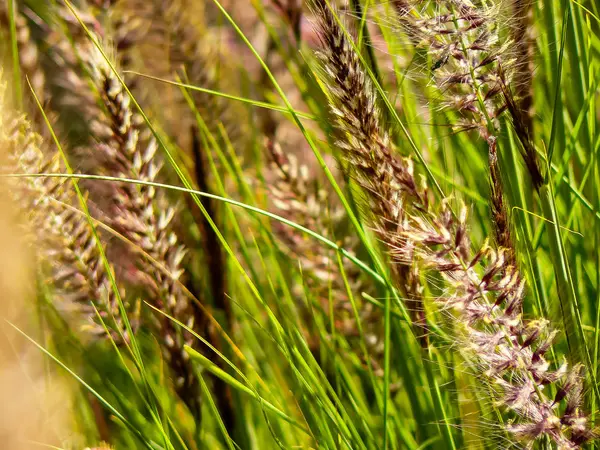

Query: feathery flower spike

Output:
[1, 105, 129, 339]
[314, 3, 596, 446]
[313, 0, 428, 344]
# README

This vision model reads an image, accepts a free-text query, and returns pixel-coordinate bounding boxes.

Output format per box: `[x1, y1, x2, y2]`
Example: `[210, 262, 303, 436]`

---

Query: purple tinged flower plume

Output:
[313, 2, 596, 447]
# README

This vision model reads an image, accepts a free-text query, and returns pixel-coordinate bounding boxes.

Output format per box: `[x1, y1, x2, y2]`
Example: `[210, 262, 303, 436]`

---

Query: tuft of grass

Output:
[0, 0, 598, 449]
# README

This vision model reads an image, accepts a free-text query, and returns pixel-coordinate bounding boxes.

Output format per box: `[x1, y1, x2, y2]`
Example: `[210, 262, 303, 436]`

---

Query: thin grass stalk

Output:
[190, 126, 237, 434]
[177, 69, 240, 435]
[192, 128, 230, 331]
[349, 0, 383, 88]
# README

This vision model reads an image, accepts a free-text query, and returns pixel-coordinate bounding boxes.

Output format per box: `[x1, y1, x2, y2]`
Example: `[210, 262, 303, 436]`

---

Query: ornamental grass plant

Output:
[0, 0, 599, 449]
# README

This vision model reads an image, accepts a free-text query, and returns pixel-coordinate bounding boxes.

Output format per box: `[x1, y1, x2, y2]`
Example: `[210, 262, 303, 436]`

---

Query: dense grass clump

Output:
[0, 0, 599, 449]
